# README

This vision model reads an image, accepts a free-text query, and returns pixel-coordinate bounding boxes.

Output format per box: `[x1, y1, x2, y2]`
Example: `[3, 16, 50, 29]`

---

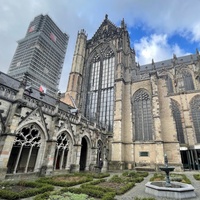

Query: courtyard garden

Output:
[0, 171, 149, 200]
[0, 171, 198, 200]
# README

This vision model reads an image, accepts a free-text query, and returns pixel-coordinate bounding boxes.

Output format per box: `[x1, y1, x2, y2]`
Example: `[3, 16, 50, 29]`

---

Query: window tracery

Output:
[86, 48, 115, 131]
[53, 132, 70, 170]
[177, 69, 194, 92]
[190, 96, 200, 143]
[7, 124, 41, 173]
[182, 69, 194, 91]
[171, 100, 185, 143]
[132, 89, 153, 141]
[166, 75, 174, 93]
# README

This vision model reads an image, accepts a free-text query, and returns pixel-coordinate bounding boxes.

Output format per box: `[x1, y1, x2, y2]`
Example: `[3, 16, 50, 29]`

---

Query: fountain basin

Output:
[145, 181, 196, 199]
[159, 166, 175, 172]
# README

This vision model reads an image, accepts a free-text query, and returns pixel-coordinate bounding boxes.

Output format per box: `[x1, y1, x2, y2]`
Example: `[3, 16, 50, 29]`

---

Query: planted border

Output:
[0, 181, 54, 200]
[36, 173, 93, 187]
[193, 173, 200, 180]
[150, 173, 191, 184]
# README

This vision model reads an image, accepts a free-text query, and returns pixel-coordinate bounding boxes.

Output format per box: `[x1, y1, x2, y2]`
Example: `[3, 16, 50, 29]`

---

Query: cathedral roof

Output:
[140, 53, 198, 72]
[89, 14, 123, 43]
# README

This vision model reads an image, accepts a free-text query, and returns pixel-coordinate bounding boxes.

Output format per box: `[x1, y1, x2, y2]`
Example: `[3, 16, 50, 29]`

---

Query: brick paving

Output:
[114, 171, 200, 200]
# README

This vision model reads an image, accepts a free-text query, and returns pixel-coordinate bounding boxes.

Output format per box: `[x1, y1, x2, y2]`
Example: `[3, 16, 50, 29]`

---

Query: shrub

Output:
[109, 175, 125, 183]
[194, 174, 200, 180]
[150, 172, 165, 181]
[134, 197, 156, 200]
[116, 182, 135, 195]
[81, 184, 114, 193]
[49, 192, 95, 200]
[37, 174, 93, 187]
[34, 191, 51, 200]
[0, 181, 54, 200]
[61, 187, 106, 199]
[102, 192, 115, 200]
[150, 173, 191, 184]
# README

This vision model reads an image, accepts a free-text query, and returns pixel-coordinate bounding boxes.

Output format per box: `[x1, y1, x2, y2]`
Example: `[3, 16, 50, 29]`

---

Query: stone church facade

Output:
[1, 15, 200, 180]
[0, 73, 109, 180]
[63, 15, 200, 172]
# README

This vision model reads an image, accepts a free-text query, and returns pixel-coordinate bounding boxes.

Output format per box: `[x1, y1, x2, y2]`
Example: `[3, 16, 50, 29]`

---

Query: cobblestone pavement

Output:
[114, 171, 200, 200]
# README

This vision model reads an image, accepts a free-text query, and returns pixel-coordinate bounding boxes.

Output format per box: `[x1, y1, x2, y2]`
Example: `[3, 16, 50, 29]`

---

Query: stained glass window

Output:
[190, 96, 200, 143]
[171, 100, 185, 143]
[182, 69, 194, 91]
[133, 89, 153, 141]
[166, 75, 174, 94]
[86, 49, 115, 131]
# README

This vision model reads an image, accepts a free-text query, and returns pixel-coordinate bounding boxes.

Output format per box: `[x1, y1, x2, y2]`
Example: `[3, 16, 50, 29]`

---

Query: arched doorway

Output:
[79, 137, 88, 171]
[7, 123, 42, 173]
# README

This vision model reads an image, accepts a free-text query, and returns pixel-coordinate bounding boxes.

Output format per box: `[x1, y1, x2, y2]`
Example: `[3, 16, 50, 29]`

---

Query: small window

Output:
[139, 151, 149, 157]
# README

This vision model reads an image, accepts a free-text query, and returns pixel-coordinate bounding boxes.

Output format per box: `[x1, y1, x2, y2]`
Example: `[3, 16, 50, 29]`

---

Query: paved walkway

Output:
[115, 171, 200, 200]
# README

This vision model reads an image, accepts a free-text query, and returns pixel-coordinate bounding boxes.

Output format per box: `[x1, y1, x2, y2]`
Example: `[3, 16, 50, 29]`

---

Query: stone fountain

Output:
[145, 154, 196, 199]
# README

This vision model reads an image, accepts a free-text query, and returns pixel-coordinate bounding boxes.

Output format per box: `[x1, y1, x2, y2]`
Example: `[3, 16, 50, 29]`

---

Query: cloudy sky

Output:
[1, 0, 200, 92]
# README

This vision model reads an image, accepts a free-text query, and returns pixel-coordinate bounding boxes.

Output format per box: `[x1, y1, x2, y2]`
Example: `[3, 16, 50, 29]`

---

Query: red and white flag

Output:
[50, 32, 57, 42]
[28, 25, 35, 33]
[39, 85, 46, 93]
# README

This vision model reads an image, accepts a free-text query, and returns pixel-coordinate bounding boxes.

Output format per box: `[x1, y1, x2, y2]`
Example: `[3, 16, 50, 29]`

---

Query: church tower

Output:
[62, 29, 87, 107]
[63, 14, 136, 169]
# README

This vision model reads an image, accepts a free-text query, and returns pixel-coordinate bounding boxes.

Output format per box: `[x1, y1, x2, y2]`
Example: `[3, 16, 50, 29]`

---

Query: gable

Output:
[90, 15, 120, 42]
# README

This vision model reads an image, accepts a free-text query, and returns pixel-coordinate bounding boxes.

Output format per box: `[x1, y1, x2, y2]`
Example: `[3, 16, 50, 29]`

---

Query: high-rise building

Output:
[8, 14, 69, 96]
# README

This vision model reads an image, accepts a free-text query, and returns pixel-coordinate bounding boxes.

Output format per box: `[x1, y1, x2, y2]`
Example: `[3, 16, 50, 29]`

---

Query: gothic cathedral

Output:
[63, 15, 200, 171]
[1, 15, 200, 180]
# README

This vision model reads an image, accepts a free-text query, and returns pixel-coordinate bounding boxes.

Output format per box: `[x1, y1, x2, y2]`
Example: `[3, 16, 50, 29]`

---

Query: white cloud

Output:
[1, 0, 200, 92]
[191, 23, 200, 42]
[134, 34, 188, 65]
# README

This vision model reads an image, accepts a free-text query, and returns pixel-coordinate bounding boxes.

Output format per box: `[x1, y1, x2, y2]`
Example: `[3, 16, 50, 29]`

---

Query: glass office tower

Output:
[8, 14, 69, 96]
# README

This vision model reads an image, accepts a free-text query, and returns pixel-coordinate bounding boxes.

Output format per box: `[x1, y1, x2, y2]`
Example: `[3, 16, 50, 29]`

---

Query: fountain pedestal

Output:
[159, 166, 175, 187]
[145, 154, 196, 199]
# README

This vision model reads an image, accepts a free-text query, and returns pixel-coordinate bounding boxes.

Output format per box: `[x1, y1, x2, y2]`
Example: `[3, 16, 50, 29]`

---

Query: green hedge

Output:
[0, 181, 54, 200]
[61, 187, 116, 200]
[37, 174, 93, 187]
[134, 197, 156, 200]
[193, 174, 200, 180]
[150, 173, 191, 184]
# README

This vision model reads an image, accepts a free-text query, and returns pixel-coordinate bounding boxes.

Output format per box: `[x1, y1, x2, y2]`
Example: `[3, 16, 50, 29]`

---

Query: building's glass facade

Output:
[8, 14, 68, 96]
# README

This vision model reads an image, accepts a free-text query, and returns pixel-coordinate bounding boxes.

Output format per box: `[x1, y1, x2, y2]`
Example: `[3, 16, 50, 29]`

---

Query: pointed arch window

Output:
[182, 69, 194, 91]
[86, 48, 115, 131]
[53, 132, 70, 170]
[7, 124, 41, 173]
[190, 96, 200, 143]
[166, 75, 174, 93]
[171, 100, 185, 143]
[133, 90, 153, 141]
